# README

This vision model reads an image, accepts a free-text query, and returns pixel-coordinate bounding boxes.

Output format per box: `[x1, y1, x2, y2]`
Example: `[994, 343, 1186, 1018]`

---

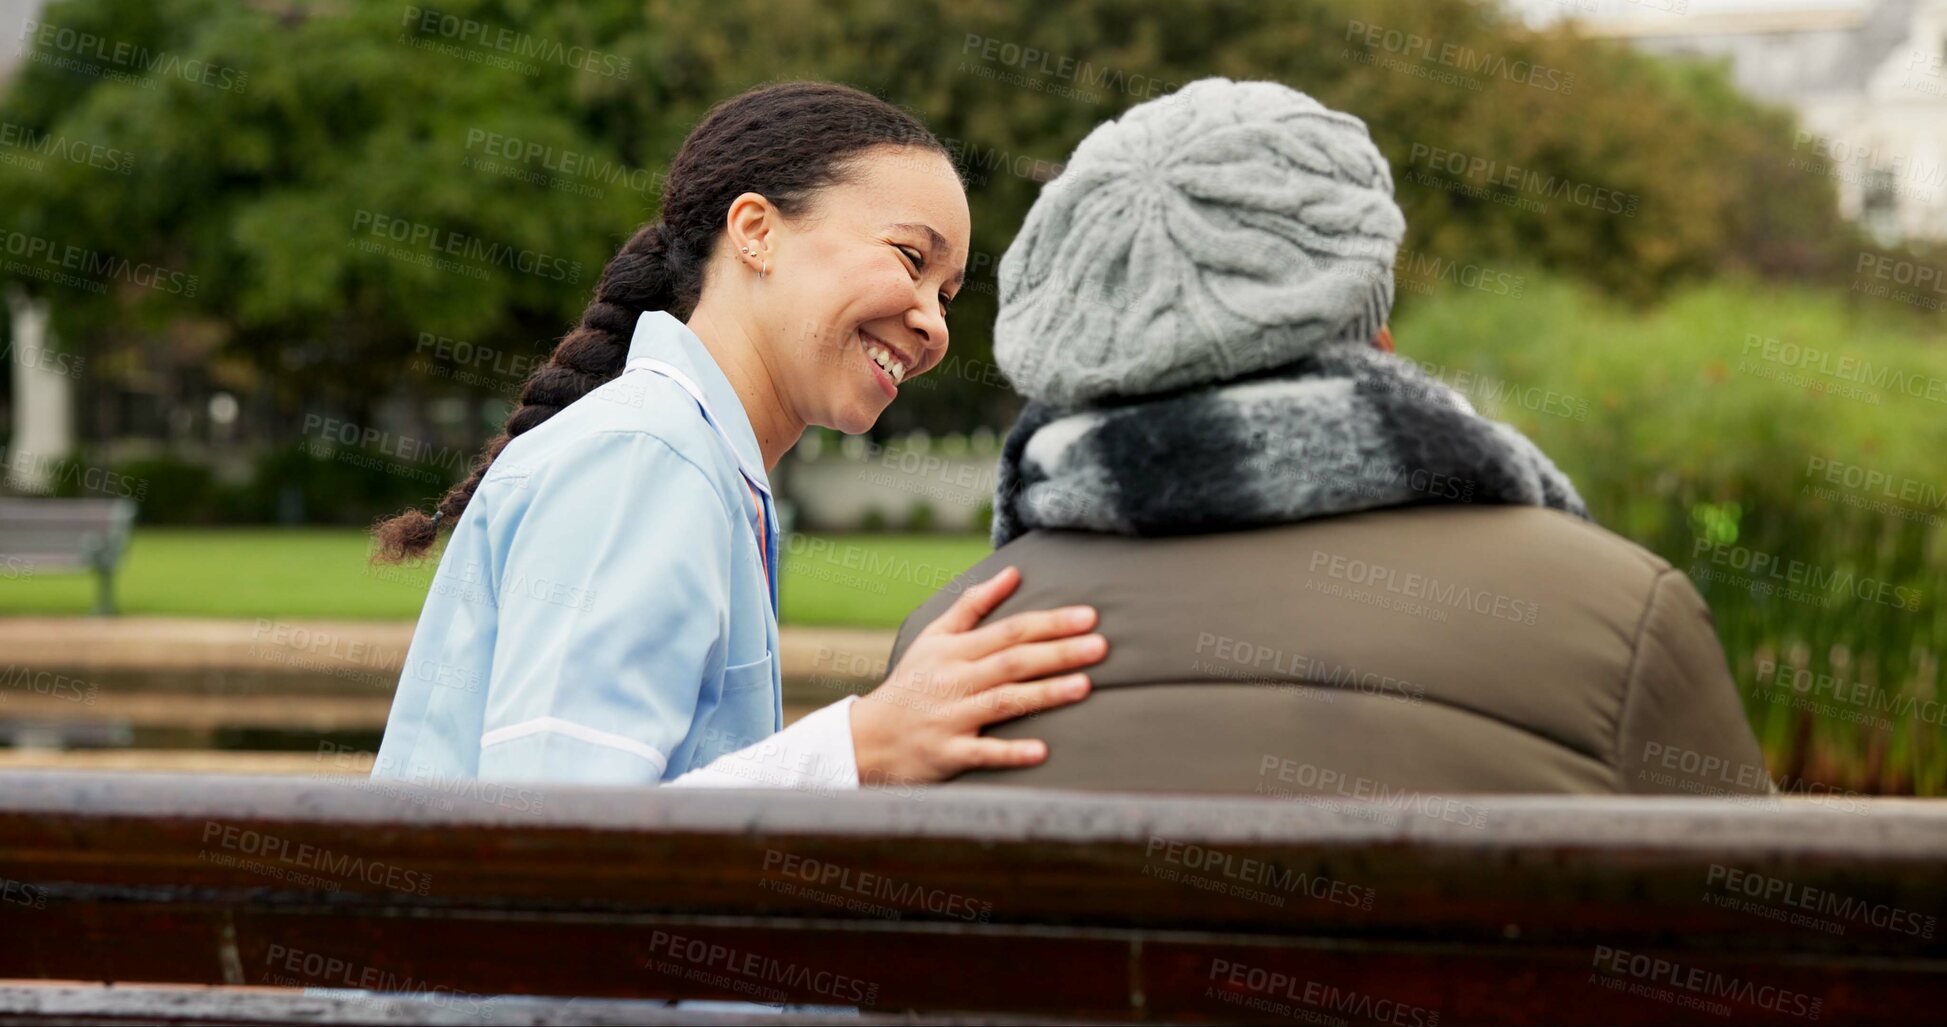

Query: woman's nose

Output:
[908, 304, 948, 356]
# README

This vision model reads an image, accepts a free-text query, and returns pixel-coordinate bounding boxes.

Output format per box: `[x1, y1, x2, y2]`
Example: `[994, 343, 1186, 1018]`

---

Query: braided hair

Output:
[373, 82, 949, 562]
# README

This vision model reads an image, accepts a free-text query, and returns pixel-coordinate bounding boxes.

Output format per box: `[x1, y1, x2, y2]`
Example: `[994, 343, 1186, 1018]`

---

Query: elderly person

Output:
[889, 78, 1769, 798]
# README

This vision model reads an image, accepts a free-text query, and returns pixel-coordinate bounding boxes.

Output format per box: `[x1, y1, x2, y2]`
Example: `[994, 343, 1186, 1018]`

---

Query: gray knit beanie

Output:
[992, 78, 1407, 406]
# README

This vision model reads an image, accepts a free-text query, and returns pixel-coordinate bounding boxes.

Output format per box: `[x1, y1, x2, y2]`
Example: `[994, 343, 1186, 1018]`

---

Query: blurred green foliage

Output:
[49, 444, 455, 523]
[0, 0, 1872, 435]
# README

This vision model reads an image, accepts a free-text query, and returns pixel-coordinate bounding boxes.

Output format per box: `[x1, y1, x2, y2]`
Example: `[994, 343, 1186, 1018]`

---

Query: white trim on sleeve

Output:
[666, 695, 861, 790]
[480, 716, 670, 776]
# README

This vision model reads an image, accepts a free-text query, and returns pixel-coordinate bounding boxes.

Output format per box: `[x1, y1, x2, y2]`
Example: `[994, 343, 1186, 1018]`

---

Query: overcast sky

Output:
[1501, 0, 1871, 26]
[0, 0, 45, 81]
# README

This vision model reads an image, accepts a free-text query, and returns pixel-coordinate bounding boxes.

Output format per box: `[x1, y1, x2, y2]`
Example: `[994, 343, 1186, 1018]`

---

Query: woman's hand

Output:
[848, 565, 1104, 785]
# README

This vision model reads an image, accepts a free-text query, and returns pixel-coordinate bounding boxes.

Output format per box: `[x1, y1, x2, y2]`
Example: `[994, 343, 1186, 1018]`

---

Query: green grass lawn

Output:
[0, 528, 993, 627]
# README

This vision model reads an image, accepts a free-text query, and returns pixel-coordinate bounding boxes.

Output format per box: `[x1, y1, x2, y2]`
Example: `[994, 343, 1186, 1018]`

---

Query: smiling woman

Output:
[362, 82, 1106, 813]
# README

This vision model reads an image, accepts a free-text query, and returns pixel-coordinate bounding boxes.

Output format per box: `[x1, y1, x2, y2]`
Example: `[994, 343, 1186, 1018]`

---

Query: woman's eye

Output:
[897, 245, 924, 273]
[940, 292, 954, 315]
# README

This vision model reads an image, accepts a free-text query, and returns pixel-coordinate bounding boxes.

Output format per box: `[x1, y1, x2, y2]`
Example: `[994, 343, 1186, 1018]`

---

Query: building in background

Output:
[1516, 0, 1947, 245]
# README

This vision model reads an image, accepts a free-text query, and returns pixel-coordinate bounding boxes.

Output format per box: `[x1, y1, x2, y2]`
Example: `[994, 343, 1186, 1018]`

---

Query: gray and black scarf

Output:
[991, 341, 1588, 547]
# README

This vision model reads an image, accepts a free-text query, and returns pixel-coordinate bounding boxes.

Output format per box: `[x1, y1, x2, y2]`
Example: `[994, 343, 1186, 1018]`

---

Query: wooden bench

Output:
[0, 498, 136, 615]
[0, 771, 1940, 1023]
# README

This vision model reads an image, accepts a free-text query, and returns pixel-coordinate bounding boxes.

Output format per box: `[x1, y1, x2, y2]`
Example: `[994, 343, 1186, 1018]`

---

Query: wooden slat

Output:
[0, 983, 1071, 1025]
[0, 693, 394, 731]
[0, 749, 371, 775]
[0, 772, 1941, 1023]
[0, 618, 886, 688]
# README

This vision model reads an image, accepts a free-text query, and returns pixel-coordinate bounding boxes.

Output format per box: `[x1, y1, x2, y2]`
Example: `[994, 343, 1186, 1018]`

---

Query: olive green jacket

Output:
[891, 506, 1770, 797]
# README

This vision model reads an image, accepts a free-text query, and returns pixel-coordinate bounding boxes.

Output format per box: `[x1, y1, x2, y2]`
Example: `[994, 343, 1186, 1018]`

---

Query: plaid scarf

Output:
[990, 340, 1588, 547]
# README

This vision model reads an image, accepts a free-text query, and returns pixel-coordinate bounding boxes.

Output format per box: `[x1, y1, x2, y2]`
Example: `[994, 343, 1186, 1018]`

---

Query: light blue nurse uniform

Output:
[373, 310, 857, 790]
[360, 314, 862, 1017]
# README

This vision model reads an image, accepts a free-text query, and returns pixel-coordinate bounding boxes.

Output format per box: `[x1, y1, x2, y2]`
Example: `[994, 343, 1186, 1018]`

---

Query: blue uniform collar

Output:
[625, 310, 772, 493]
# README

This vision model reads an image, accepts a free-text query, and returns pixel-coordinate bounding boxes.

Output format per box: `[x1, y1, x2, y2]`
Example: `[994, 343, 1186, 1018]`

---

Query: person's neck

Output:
[685, 300, 804, 471]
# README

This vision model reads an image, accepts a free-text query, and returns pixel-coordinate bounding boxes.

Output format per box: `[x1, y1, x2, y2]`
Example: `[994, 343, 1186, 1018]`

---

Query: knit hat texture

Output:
[993, 77, 1407, 406]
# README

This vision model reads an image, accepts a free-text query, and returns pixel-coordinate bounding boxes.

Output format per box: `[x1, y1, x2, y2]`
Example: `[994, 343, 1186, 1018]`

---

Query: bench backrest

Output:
[0, 497, 135, 568]
[0, 772, 1940, 1023]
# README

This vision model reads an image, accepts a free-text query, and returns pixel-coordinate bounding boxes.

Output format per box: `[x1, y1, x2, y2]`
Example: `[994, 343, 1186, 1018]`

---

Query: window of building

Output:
[1861, 167, 1899, 246]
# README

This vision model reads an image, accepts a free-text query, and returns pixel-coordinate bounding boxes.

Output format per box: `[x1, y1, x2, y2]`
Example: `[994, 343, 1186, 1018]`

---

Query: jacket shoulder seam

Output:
[1610, 567, 1678, 791]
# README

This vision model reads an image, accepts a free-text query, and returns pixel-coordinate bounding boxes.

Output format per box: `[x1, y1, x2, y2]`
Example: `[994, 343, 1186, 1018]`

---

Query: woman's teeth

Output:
[862, 336, 908, 385]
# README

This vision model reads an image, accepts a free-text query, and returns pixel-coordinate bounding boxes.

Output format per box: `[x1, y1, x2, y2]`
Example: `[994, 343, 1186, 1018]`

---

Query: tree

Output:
[1, 0, 1854, 445]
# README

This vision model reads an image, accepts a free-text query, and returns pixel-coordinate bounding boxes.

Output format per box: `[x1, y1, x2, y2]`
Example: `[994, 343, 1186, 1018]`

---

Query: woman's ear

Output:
[723, 192, 777, 275]
[1373, 323, 1394, 353]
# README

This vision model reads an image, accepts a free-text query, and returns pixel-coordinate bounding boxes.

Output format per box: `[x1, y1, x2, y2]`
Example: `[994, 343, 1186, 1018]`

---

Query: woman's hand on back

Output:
[848, 566, 1104, 786]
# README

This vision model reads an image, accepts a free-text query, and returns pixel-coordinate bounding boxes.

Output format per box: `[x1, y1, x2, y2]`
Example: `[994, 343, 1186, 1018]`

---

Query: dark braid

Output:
[373, 82, 950, 562]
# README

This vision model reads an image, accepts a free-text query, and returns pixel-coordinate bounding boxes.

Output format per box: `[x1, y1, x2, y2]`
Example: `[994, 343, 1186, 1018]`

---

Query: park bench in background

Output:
[0, 618, 883, 759]
[0, 498, 136, 615]
[0, 772, 1941, 1024]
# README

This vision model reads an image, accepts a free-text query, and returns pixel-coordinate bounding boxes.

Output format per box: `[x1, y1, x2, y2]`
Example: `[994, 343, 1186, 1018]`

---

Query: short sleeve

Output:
[477, 431, 733, 784]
